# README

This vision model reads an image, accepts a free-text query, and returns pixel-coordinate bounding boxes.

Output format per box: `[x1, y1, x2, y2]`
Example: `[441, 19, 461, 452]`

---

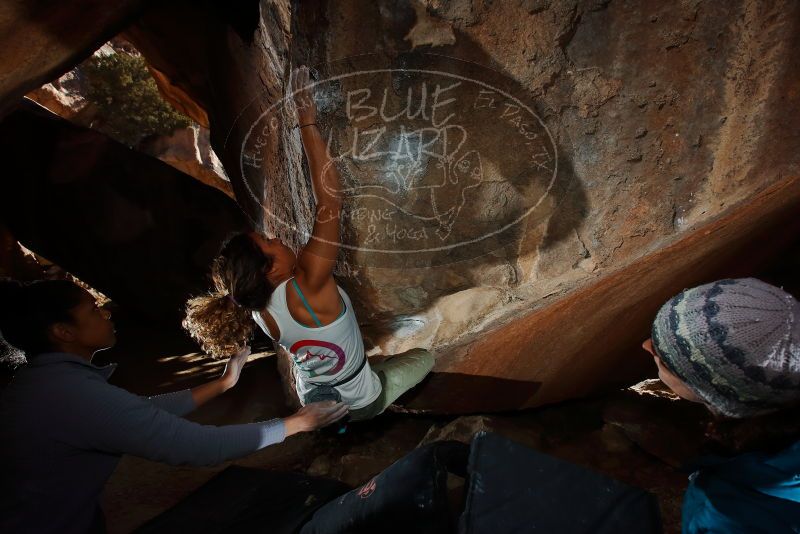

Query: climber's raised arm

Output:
[291, 66, 343, 292]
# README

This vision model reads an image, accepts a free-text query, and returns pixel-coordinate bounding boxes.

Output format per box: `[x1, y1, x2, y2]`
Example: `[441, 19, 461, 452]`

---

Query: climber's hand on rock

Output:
[284, 401, 349, 436]
[219, 345, 251, 391]
[290, 65, 317, 125]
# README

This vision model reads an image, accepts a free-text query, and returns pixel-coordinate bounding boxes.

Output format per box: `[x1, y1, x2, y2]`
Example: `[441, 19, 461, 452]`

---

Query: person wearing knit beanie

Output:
[643, 278, 800, 533]
[646, 277, 800, 419]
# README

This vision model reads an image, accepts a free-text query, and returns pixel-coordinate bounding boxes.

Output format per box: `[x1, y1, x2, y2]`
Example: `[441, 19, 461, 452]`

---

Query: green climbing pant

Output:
[348, 348, 435, 422]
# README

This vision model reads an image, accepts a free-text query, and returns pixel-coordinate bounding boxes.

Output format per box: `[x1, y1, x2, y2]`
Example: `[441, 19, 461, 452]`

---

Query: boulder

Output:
[122, 0, 800, 412]
[603, 380, 709, 468]
[0, 100, 247, 323]
[0, 0, 147, 117]
[24, 42, 233, 198]
[138, 125, 233, 198]
[2, 0, 799, 412]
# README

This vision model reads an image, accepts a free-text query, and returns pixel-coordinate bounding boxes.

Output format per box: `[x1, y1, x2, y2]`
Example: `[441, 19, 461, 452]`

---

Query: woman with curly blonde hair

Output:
[184, 66, 434, 422]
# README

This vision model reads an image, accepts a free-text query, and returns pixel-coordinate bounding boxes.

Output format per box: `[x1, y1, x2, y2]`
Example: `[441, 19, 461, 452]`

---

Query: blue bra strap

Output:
[291, 278, 323, 327]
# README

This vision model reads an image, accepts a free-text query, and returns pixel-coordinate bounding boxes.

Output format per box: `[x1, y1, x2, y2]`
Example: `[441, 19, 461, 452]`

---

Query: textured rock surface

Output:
[400, 175, 800, 411]
[1, 0, 798, 412]
[0, 0, 147, 117]
[138, 125, 233, 198]
[24, 42, 233, 198]
[25, 70, 91, 122]
[0, 101, 247, 322]
[125, 0, 800, 411]
[603, 380, 709, 468]
[125, 1, 307, 232]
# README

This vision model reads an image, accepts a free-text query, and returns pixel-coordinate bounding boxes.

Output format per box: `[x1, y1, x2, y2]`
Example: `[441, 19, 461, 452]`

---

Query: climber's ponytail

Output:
[183, 232, 275, 358]
[183, 290, 255, 358]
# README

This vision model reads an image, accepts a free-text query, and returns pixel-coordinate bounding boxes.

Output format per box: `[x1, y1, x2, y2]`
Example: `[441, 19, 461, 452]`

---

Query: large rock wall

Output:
[1, 0, 798, 411]
[0, 101, 247, 323]
[24, 41, 235, 199]
[125, 0, 309, 234]
[0, 0, 148, 118]
[308, 0, 800, 346]
[120, 0, 800, 411]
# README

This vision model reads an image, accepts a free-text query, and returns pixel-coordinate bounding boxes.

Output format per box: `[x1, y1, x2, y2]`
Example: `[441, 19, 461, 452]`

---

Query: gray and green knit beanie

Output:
[652, 278, 800, 418]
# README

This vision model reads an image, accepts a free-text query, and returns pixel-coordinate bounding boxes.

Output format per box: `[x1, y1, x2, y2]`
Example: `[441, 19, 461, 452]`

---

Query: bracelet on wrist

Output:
[298, 122, 317, 129]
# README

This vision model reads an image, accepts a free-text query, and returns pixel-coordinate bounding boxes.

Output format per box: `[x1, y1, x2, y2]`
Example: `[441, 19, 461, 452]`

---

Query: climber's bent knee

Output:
[349, 348, 435, 421]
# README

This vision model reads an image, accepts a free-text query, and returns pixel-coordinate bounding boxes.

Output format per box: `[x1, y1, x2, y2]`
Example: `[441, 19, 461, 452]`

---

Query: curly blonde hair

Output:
[183, 233, 274, 358]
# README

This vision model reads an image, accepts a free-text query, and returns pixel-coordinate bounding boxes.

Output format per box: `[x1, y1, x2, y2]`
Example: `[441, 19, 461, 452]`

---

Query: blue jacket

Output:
[683, 440, 800, 533]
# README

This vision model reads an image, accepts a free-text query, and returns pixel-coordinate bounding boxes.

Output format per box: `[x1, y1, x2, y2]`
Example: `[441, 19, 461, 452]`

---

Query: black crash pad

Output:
[459, 431, 663, 534]
[135, 465, 350, 534]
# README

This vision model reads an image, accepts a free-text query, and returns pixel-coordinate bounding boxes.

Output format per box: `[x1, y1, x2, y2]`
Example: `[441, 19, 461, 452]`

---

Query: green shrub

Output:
[83, 53, 191, 146]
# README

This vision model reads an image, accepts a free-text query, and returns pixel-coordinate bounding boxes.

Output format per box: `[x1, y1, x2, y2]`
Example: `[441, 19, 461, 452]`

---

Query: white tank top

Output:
[251, 277, 381, 410]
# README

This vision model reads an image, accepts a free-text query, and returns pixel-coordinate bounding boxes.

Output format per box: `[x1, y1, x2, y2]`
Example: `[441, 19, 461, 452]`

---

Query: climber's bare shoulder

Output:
[291, 269, 341, 324]
[296, 219, 339, 292]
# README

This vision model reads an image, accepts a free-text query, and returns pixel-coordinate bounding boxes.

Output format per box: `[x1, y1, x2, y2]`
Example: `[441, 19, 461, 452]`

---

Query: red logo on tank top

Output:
[289, 339, 346, 377]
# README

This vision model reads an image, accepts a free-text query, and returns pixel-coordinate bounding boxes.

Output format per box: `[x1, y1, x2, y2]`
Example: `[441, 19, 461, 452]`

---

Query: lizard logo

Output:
[239, 52, 558, 268]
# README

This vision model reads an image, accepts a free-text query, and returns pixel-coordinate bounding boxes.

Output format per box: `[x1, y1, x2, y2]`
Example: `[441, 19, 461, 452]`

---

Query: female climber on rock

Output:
[183, 66, 435, 422]
[641, 278, 800, 533]
[0, 277, 347, 533]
